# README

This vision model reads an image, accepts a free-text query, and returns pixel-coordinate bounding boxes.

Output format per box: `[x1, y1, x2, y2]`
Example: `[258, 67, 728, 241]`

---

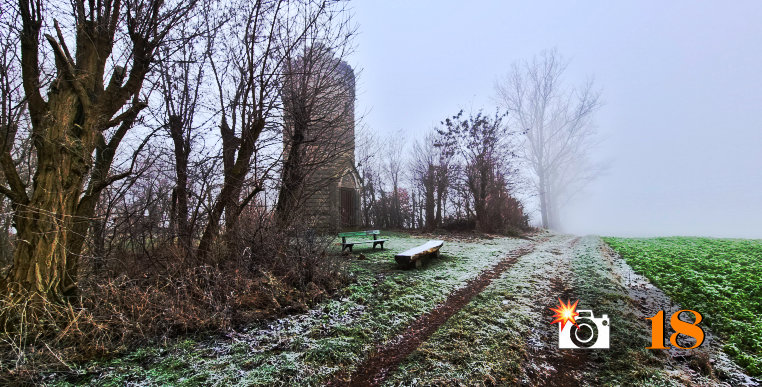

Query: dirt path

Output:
[379, 234, 759, 386]
[513, 235, 588, 386]
[331, 239, 543, 386]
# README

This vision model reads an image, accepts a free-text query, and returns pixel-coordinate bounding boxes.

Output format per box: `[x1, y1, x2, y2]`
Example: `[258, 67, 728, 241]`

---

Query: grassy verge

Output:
[52, 234, 527, 385]
[603, 237, 762, 376]
[382, 253, 531, 385]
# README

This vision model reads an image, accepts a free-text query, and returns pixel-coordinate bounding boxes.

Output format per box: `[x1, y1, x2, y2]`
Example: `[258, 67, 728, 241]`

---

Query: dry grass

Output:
[0, 228, 349, 384]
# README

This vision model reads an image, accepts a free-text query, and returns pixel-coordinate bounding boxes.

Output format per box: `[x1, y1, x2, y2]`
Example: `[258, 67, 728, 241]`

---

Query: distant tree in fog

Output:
[495, 49, 602, 230]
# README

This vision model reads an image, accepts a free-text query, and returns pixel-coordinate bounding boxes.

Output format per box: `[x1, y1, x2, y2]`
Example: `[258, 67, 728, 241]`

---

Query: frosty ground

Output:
[54, 233, 759, 386]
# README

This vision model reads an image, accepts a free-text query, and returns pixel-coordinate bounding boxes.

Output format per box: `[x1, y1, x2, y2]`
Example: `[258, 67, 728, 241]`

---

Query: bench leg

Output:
[415, 259, 422, 269]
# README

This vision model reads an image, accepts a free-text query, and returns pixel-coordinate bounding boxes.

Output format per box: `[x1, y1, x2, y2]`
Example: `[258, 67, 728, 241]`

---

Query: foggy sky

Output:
[348, 1, 762, 239]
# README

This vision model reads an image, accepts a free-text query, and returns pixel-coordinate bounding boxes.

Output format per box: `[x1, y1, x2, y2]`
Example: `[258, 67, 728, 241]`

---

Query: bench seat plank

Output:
[395, 240, 444, 267]
[338, 230, 380, 238]
[346, 238, 389, 245]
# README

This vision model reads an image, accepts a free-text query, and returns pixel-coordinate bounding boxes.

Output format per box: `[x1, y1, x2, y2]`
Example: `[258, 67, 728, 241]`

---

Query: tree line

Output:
[356, 49, 601, 235]
[357, 111, 529, 235]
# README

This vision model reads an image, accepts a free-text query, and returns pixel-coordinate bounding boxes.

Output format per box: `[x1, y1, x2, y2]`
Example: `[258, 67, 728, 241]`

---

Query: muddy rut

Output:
[330, 239, 542, 386]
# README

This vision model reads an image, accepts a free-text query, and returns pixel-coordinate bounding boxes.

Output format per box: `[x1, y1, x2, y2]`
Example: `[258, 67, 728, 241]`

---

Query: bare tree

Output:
[355, 127, 380, 227]
[411, 137, 436, 230]
[153, 3, 217, 257]
[0, 1, 28, 266]
[0, 0, 195, 301]
[438, 110, 521, 233]
[495, 49, 601, 229]
[411, 130, 453, 230]
[195, 0, 280, 261]
[383, 131, 405, 228]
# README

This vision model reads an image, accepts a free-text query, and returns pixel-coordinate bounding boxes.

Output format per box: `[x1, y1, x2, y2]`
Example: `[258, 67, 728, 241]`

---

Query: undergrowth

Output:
[0, 230, 348, 385]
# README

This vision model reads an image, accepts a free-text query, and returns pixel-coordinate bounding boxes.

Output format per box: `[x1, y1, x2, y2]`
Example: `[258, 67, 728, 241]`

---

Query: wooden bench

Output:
[395, 240, 444, 268]
[338, 230, 388, 252]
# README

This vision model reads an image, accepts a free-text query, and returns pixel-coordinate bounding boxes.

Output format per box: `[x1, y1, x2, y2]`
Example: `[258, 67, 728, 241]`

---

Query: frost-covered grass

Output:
[56, 233, 528, 386]
[385, 235, 573, 385]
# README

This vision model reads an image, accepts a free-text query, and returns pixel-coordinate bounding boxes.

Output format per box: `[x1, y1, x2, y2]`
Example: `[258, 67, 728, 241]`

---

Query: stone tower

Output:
[281, 46, 361, 232]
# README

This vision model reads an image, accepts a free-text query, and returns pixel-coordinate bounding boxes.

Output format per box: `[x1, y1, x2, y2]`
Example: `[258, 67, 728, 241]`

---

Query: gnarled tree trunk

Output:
[2, 0, 190, 302]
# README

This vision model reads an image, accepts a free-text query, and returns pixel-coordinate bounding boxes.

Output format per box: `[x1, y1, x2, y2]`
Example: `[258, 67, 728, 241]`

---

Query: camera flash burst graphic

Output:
[550, 298, 580, 330]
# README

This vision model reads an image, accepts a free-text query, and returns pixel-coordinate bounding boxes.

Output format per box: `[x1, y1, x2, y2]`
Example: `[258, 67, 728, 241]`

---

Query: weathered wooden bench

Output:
[338, 230, 389, 252]
[395, 240, 444, 268]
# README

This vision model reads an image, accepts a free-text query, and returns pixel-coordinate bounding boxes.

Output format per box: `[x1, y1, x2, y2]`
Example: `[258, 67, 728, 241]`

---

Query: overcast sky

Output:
[348, 1, 762, 239]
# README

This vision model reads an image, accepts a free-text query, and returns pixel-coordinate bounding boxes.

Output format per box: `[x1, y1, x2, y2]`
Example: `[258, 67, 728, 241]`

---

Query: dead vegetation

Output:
[0, 227, 349, 385]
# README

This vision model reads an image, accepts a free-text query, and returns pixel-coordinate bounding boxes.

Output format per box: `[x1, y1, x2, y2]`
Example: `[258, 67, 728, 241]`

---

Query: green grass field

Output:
[603, 237, 762, 376]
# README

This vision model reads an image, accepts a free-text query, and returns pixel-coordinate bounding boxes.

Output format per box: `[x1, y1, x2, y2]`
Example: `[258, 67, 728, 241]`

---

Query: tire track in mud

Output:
[330, 239, 543, 386]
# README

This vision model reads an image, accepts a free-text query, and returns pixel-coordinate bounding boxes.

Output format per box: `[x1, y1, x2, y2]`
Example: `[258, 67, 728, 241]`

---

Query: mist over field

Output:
[350, 1, 762, 239]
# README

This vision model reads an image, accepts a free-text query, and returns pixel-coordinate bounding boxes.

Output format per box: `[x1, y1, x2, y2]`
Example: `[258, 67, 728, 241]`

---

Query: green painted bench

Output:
[338, 230, 388, 252]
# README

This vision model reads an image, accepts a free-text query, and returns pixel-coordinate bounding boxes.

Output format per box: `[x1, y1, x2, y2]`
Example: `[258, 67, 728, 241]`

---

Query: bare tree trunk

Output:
[275, 118, 306, 226]
[538, 170, 550, 229]
[197, 118, 264, 261]
[425, 173, 436, 230]
[168, 115, 192, 252]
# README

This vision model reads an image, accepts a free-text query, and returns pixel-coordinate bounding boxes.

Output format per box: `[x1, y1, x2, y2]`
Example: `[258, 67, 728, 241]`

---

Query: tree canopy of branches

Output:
[496, 49, 602, 230]
[436, 110, 526, 233]
[196, 0, 355, 260]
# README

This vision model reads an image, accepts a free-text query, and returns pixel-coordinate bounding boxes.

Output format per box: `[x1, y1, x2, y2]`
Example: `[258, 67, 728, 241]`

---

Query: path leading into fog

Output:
[336, 234, 758, 386]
